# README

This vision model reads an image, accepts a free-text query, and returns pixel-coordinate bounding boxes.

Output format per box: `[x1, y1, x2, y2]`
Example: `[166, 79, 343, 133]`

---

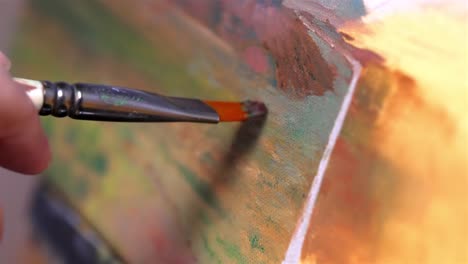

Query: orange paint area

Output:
[203, 101, 247, 122]
[301, 9, 467, 264]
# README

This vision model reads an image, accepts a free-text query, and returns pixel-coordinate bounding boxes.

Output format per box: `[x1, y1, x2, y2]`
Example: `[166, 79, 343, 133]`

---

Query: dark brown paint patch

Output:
[175, 0, 335, 98]
[261, 15, 335, 97]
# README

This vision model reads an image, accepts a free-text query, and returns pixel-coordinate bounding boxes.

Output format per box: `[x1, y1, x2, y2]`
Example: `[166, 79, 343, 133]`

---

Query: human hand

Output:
[0, 51, 51, 238]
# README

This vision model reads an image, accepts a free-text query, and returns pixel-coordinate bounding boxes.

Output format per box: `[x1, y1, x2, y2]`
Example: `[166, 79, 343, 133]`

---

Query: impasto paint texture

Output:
[12, 0, 467, 263]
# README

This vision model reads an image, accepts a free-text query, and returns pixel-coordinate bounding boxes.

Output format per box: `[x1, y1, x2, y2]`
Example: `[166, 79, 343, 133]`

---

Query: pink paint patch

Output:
[243, 46, 269, 74]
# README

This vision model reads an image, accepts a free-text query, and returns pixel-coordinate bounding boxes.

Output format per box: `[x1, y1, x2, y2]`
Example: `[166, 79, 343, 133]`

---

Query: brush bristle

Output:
[242, 101, 268, 119]
[203, 100, 267, 122]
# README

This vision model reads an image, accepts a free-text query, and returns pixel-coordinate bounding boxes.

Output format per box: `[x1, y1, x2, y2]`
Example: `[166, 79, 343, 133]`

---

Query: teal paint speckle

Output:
[91, 152, 108, 174]
[216, 237, 247, 264]
[80, 152, 108, 175]
[249, 233, 265, 253]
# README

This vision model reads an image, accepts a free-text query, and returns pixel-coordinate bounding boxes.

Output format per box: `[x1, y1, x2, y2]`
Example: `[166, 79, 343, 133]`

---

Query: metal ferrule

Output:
[39, 81, 220, 123]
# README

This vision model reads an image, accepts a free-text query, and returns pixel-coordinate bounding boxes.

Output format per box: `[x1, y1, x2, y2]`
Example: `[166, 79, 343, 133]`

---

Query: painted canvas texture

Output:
[11, 0, 467, 263]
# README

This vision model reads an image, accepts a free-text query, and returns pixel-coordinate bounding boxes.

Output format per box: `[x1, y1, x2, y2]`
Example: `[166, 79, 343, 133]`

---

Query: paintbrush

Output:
[15, 78, 267, 123]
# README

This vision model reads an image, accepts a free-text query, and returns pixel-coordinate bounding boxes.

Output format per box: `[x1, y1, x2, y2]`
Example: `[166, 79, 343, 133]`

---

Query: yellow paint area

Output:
[328, 9, 468, 264]
[343, 9, 467, 130]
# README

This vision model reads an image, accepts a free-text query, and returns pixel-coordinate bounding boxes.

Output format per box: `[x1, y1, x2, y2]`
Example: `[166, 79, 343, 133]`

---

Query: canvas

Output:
[10, 0, 467, 263]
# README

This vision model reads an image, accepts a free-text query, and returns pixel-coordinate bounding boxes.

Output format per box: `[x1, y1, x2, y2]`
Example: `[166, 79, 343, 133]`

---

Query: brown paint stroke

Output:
[261, 12, 335, 97]
[175, 0, 335, 98]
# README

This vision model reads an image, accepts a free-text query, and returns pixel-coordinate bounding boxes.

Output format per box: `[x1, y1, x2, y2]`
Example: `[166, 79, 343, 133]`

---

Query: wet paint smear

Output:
[176, 0, 335, 98]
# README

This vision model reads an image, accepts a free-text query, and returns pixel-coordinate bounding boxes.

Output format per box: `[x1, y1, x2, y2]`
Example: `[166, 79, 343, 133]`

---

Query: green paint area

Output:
[202, 235, 221, 263]
[216, 237, 247, 264]
[175, 162, 220, 210]
[249, 233, 265, 253]
[29, 0, 214, 96]
[66, 124, 109, 175]
[81, 152, 108, 175]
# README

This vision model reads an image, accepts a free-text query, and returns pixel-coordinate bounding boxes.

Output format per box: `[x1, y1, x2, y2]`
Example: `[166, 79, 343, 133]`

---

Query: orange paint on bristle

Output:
[203, 101, 247, 122]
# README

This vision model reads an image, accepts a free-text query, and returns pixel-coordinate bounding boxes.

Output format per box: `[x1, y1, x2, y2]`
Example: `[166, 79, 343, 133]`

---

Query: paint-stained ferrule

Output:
[16, 77, 267, 124]
[39, 81, 221, 123]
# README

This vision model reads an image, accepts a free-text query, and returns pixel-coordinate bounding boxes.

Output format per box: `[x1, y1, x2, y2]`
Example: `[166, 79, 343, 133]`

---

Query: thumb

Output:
[0, 54, 51, 174]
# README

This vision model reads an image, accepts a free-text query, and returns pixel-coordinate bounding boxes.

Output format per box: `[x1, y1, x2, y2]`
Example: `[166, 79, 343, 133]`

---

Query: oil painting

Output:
[5, 0, 467, 263]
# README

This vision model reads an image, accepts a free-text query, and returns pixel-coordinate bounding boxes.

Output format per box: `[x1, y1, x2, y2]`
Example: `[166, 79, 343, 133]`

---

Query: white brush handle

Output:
[14, 77, 44, 111]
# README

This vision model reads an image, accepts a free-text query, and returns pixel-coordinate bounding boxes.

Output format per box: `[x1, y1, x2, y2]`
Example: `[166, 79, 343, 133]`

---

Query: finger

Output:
[0, 66, 51, 174]
[0, 117, 51, 174]
[0, 52, 11, 71]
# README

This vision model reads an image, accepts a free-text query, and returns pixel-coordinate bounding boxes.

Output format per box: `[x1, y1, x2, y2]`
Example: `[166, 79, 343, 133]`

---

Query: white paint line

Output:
[282, 15, 363, 264]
